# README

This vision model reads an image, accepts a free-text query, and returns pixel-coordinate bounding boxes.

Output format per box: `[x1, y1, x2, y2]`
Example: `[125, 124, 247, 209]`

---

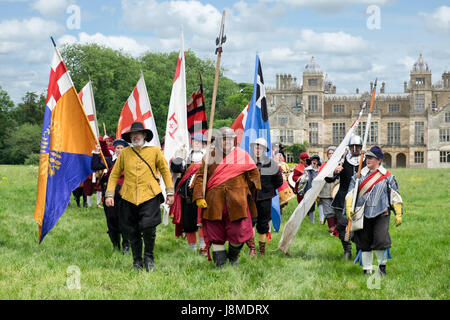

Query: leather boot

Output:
[143, 227, 156, 271]
[108, 232, 121, 251]
[129, 234, 143, 270]
[212, 250, 227, 268]
[121, 237, 130, 255]
[378, 265, 387, 276]
[341, 240, 352, 261]
[259, 241, 266, 256]
[228, 243, 244, 266]
[246, 238, 257, 258]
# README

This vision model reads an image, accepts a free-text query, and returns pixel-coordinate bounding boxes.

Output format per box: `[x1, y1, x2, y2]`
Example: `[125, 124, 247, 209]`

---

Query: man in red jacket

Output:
[292, 152, 309, 203]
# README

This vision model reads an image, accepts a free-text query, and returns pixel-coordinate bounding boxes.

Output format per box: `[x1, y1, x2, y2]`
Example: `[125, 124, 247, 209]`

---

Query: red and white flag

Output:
[230, 101, 250, 146]
[164, 30, 188, 164]
[78, 80, 100, 140]
[187, 84, 207, 136]
[116, 73, 160, 146]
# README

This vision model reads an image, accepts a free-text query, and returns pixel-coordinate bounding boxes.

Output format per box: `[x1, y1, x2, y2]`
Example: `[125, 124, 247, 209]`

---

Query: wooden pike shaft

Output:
[344, 80, 377, 241]
[202, 10, 226, 198]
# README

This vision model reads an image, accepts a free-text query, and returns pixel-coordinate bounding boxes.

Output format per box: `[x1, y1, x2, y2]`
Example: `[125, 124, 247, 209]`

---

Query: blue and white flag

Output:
[240, 55, 281, 232]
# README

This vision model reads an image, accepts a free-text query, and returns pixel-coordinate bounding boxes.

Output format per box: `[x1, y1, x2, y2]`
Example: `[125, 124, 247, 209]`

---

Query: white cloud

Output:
[121, 0, 221, 38]
[293, 29, 371, 55]
[260, 0, 393, 13]
[421, 6, 450, 35]
[31, 0, 71, 17]
[260, 47, 309, 64]
[57, 32, 150, 56]
[396, 56, 416, 72]
[0, 17, 64, 63]
[0, 41, 25, 54]
[0, 17, 64, 41]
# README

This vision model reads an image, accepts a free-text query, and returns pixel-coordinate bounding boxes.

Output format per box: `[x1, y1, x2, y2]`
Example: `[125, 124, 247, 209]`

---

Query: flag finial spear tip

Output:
[50, 36, 56, 48]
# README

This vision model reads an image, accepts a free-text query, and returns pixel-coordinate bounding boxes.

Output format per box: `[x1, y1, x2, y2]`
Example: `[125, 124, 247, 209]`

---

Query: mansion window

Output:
[308, 79, 318, 86]
[415, 78, 425, 85]
[280, 129, 294, 143]
[432, 101, 437, 111]
[308, 95, 318, 112]
[414, 122, 425, 145]
[445, 113, 450, 123]
[439, 129, 450, 143]
[357, 122, 378, 144]
[440, 151, 450, 163]
[415, 94, 425, 111]
[278, 115, 288, 126]
[414, 151, 424, 164]
[332, 123, 346, 145]
[387, 122, 401, 145]
[333, 105, 345, 113]
[285, 152, 294, 163]
[309, 123, 319, 145]
[388, 104, 400, 113]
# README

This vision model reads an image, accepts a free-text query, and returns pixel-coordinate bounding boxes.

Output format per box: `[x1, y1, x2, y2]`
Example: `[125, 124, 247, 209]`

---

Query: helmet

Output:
[250, 137, 269, 152]
[218, 127, 236, 139]
[215, 127, 236, 153]
[348, 135, 362, 146]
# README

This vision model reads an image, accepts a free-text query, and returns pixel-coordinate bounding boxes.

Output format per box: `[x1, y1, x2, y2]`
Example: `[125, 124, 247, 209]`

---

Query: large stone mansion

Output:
[267, 54, 450, 168]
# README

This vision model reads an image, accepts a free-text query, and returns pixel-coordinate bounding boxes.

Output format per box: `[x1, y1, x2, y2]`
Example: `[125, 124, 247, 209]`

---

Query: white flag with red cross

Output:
[78, 80, 100, 140]
[116, 74, 160, 146]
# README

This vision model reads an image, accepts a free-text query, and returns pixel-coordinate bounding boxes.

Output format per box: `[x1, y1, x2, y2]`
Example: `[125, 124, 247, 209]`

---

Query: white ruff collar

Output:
[346, 152, 363, 166]
[132, 141, 152, 148]
[190, 149, 205, 163]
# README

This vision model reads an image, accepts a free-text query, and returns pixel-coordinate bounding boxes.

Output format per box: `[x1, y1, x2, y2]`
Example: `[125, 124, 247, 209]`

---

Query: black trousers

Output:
[354, 213, 391, 251]
[72, 187, 86, 206]
[253, 199, 272, 235]
[103, 192, 123, 235]
[335, 208, 351, 242]
[181, 199, 199, 233]
[119, 196, 162, 236]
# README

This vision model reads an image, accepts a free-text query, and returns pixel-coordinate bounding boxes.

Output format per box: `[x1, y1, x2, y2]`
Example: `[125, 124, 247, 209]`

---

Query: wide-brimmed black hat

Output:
[121, 121, 153, 143]
[306, 154, 322, 166]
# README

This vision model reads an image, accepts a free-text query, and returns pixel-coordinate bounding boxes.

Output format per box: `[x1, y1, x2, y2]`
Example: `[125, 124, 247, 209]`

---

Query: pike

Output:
[344, 79, 377, 242]
[278, 101, 367, 254]
[202, 10, 226, 197]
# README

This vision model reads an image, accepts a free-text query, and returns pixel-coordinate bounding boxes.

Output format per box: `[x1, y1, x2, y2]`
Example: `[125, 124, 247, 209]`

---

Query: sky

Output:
[1, 0, 449, 104]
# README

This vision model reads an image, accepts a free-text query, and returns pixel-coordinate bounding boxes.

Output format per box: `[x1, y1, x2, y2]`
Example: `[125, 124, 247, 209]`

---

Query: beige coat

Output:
[192, 150, 261, 222]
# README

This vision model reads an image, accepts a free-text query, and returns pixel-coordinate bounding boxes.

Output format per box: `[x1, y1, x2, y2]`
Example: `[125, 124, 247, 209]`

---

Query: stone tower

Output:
[409, 53, 432, 112]
[302, 56, 324, 117]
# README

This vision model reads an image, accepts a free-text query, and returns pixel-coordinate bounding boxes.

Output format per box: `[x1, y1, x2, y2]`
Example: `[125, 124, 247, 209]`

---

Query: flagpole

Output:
[88, 76, 100, 139]
[49, 36, 108, 169]
[202, 10, 226, 197]
[344, 79, 377, 241]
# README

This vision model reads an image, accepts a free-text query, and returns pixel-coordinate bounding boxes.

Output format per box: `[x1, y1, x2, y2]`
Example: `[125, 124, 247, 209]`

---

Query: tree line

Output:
[0, 43, 253, 165]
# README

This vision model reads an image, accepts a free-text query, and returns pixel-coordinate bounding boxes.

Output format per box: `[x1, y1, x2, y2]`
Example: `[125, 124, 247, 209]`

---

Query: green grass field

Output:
[0, 165, 449, 300]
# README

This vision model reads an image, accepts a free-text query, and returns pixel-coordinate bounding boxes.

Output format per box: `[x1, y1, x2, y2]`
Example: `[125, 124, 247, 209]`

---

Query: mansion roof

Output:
[324, 93, 410, 101]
